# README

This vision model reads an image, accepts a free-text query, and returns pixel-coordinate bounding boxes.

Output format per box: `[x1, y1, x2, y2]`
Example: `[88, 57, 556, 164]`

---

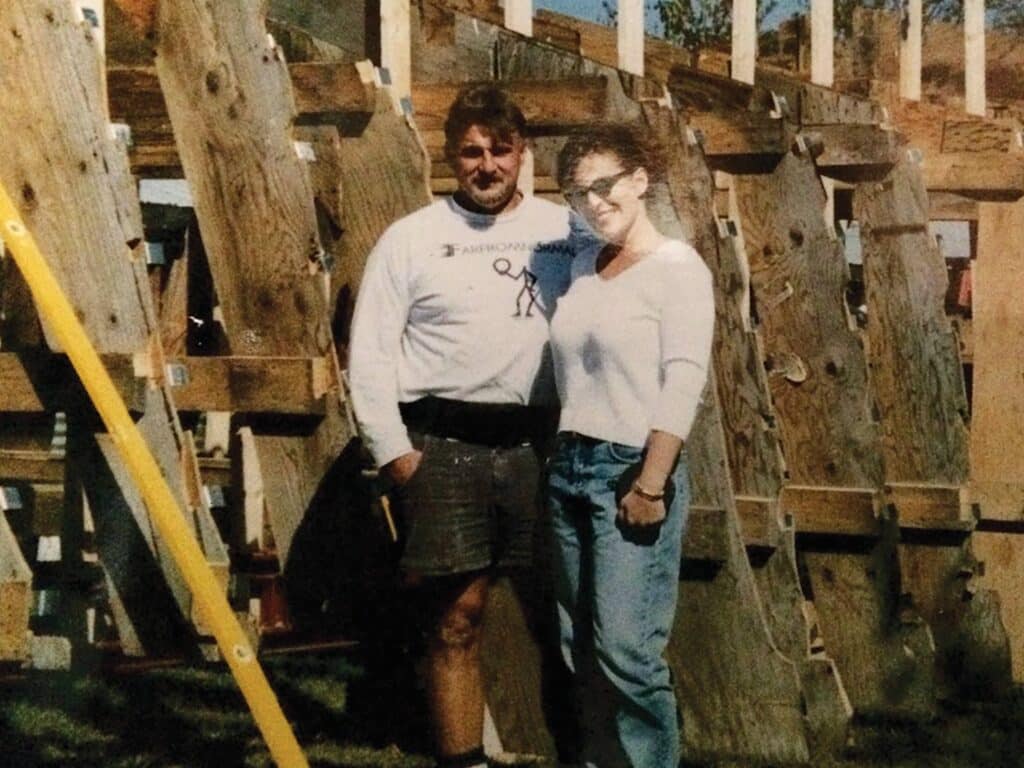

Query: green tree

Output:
[601, 0, 777, 54]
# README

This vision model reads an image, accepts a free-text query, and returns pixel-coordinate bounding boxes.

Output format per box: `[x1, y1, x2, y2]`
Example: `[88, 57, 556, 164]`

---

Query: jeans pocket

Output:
[606, 440, 643, 464]
[396, 433, 432, 491]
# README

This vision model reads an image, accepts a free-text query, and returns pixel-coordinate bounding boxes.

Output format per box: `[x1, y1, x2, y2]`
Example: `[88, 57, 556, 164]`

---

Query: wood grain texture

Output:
[972, 531, 1024, 682]
[855, 154, 969, 484]
[803, 532, 937, 719]
[973, 200, 1024, 519]
[0, 511, 32, 661]
[899, 538, 1012, 696]
[154, 0, 330, 357]
[645, 104, 785, 500]
[154, 0, 350, 567]
[734, 150, 883, 488]
[333, 88, 432, 354]
[1, 0, 224, 655]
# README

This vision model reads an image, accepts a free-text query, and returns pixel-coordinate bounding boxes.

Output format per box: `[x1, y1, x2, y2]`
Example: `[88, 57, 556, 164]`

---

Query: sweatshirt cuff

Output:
[368, 432, 415, 470]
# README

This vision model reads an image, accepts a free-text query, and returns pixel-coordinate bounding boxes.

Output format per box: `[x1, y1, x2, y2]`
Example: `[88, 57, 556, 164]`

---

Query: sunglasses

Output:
[564, 169, 633, 208]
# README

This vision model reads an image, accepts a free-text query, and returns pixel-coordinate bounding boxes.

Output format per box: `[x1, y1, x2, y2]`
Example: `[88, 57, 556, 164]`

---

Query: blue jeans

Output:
[547, 434, 689, 768]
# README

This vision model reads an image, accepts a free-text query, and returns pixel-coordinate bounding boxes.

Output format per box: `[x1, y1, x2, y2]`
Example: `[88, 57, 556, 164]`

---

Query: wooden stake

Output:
[504, 0, 532, 37]
[899, 0, 922, 101]
[810, 0, 833, 88]
[731, 0, 756, 85]
[618, 0, 644, 76]
[381, 0, 411, 103]
[964, 0, 986, 116]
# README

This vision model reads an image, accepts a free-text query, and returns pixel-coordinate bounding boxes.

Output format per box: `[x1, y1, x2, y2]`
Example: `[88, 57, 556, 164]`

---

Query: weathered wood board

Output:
[0, 509, 32, 662]
[856, 152, 1009, 697]
[0, 0, 225, 655]
[972, 200, 1024, 521]
[151, 0, 349, 569]
[734, 147, 935, 718]
[972, 531, 1024, 682]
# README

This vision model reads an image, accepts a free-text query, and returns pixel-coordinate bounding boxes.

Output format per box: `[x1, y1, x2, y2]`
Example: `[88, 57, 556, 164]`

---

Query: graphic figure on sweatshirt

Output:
[492, 256, 539, 317]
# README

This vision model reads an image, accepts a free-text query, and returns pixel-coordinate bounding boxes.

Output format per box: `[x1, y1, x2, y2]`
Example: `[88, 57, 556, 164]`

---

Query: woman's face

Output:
[567, 152, 647, 243]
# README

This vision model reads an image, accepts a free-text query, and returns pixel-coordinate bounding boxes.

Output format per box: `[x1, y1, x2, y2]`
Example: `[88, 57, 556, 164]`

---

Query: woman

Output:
[547, 125, 715, 767]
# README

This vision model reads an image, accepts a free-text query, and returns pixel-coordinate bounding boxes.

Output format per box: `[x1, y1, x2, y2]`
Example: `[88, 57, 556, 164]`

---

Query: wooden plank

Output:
[152, 0, 350, 567]
[808, 124, 898, 180]
[411, 77, 608, 132]
[886, 483, 972, 531]
[0, 451, 64, 484]
[899, 536, 1012, 696]
[803, 534, 937, 719]
[0, 351, 144, 413]
[929, 191, 980, 220]
[855, 153, 970, 484]
[972, 200, 1024, 521]
[332, 83, 432, 352]
[941, 120, 1019, 154]
[733, 149, 883, 488]
[923, 154, 1024, 199]
[0, 510, 32, 662]
[782, 485, 880, 537]
[168, 355, 330, 414]
[2, 0, 222, 655]
[899, 0, 922, 101]
[973, 531, 1024, 682]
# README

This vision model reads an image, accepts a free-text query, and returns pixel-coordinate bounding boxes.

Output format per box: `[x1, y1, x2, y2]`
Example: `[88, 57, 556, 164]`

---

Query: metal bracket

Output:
[769, 91, 791, 121]
[165, 362, 189, 387]
[144, 241, 165, 266]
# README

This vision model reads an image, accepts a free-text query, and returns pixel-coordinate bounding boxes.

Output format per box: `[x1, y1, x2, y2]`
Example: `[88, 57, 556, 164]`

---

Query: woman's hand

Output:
[618, 489, 667, 528]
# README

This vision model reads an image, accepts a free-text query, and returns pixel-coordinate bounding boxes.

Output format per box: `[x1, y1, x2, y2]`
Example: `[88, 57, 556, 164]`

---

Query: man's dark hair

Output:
[556, 123, 660, 190]
[444, 84, 526, 154]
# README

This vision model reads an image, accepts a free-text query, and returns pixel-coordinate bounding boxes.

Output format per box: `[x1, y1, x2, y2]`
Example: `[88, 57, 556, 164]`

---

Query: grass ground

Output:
[2, 650, 1024, 768]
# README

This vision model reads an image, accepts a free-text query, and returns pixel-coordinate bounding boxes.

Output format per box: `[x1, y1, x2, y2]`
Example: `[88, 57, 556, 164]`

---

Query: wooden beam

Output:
[0, 451, 64, 484]
[923, 154, 1024, 199]
[0, 508, 32, 662]
[806, 124, 899, 180]
[0, 351, 144, 413]
[731, 0, 756, 85]
[617, 0, 644, 76]
[886, 483, 972, 531]
[964, 0, 986, 117]
[941, 120, 1020, 154]
[782, 485, 880, 537]
[153, 0, 349, 568]
[168, 356, 330, 414]
[410, 77, 609, 132]
[972, 200, 1024, 521]
[854, 153, 970, 485]
[899, 0, 922, 101]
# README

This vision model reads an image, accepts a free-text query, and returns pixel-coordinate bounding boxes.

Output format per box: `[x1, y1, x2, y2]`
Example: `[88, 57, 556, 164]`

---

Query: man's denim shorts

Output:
[390, 429, 542, 577]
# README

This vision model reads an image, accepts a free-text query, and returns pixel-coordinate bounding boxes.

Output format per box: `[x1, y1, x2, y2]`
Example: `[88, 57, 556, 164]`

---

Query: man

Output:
[348, 85, 586, 768]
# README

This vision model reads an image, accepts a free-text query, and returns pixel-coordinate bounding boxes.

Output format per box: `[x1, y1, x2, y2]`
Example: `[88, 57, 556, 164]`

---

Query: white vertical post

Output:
[899, 0, 922, 101]
[731, 0, 757, 85]
[810, 0, 835, 229]
[964, 0, 986, 116]
[505, 0, 533, 36]
[618, 0, 645, 76]
[810, 0, 833, 88]
[380, 0, 411, 104]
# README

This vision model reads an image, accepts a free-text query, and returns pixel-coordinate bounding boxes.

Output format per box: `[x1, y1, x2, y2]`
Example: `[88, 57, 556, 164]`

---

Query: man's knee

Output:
[431, 581, 488, 653]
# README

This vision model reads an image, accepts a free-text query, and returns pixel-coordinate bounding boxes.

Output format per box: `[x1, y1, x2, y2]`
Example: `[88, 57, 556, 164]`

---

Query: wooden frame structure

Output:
[2, 0, 1023, 765]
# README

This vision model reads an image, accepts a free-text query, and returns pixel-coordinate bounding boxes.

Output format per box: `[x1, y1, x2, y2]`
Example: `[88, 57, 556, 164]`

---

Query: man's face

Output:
[449, 124, 524, 212]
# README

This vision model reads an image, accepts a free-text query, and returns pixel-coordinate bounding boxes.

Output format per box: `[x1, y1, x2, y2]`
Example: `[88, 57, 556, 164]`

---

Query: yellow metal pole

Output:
[0, 182, 309, 768]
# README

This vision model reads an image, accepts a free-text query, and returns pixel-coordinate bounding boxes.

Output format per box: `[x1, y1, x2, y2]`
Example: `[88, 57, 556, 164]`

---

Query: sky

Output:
[539, 0, 805, 34]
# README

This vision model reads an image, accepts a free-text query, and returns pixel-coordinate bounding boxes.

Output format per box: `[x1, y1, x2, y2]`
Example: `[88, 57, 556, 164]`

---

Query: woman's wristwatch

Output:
[631, 480, 665, 501]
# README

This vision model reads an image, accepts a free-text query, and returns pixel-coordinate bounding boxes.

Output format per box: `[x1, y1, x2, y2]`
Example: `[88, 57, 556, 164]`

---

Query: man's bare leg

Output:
[424, 571, 491, 762]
